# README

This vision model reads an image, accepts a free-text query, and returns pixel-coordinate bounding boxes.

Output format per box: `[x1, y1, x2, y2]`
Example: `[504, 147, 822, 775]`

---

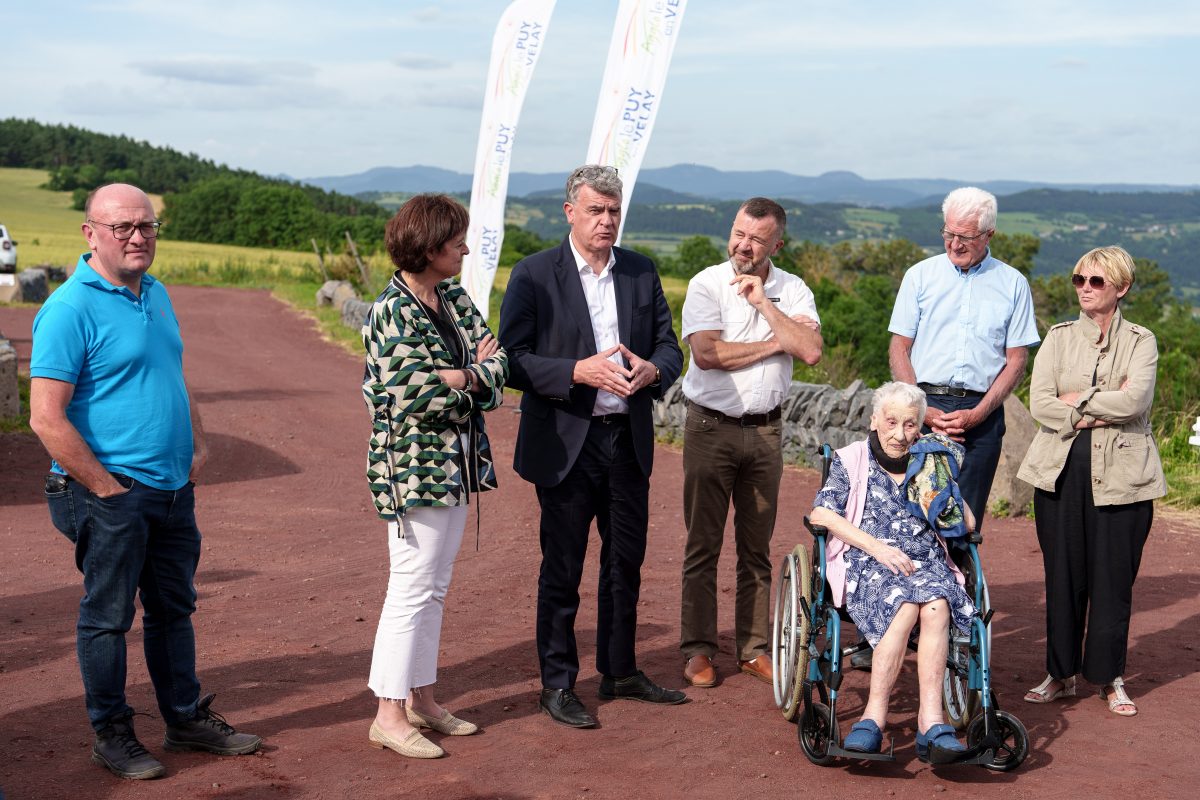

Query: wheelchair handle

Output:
[803, 516, 828, 540]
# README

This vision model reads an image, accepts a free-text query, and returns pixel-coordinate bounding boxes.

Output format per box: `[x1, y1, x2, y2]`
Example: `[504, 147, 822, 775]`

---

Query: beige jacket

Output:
[1016, 307, 1166, 505]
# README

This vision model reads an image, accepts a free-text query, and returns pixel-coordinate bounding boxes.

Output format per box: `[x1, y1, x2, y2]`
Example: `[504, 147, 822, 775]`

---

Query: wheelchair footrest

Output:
[828, 741, 896, 762]
[926, 742, 995, 766]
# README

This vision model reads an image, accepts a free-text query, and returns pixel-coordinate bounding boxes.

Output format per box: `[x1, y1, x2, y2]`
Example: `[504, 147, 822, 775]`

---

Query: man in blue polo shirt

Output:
[29, 184, 260, 780]
[889, 186, 1040, 538]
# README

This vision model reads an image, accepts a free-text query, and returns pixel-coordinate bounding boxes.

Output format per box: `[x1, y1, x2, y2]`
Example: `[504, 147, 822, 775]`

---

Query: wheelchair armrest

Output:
[802, 515, 828, 541]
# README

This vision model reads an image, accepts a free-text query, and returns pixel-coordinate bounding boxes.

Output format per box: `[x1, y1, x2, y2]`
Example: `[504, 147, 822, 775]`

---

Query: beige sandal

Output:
[1100, 677, 1137, 717]
[1024, 674, 1077, 704]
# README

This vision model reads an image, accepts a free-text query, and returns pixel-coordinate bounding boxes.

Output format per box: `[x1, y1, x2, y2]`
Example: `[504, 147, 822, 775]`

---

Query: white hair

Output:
[872, 381, 928, 422]
[942, 187, 997, 233]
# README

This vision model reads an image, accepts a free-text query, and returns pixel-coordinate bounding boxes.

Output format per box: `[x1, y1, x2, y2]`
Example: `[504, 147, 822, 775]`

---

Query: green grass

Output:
[1158, 408, 1200, 510]
[0, 372, 30, 433]
[996, 211, 1062, 236]
[844, 208, 899, 234]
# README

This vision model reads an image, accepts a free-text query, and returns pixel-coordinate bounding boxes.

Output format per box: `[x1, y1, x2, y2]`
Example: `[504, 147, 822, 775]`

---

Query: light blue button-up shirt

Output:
[888, 250, 1040, 392]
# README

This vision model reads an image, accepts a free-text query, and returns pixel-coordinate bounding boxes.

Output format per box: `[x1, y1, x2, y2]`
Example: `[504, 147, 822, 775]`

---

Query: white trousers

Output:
[368, 505, 468, 700]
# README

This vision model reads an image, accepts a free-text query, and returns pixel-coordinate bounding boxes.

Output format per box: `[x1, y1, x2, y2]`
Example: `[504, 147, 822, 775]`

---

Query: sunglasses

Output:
[1071, 273, 1107, 289]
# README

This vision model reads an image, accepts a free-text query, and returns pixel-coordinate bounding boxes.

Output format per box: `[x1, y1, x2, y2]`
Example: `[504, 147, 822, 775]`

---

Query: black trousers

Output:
[1033, 434, 1153, 685]
[535, 417, 649, 689]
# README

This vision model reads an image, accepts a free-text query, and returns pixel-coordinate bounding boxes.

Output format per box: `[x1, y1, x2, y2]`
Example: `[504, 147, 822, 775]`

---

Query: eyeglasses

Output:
[87, 219, 162, 240]
[940, 227, 988, 244]
[1071, 273, 1107, 289]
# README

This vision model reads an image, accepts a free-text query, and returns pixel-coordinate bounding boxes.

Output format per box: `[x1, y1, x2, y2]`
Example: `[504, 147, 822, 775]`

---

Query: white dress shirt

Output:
[568, 236, 627, 415]
[680, 260, 820, 416]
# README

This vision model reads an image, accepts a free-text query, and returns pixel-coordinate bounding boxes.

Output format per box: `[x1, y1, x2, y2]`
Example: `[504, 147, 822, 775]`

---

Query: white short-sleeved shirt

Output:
[888, 251, 1040, 392]
[681, 260, 820, 415]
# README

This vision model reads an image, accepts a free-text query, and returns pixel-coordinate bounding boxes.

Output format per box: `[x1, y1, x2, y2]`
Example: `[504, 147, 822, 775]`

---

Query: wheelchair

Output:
[770, 444, 1028, 770]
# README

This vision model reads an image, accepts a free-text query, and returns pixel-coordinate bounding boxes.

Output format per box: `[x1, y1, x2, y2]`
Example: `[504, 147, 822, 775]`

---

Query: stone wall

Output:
[653, 381, 1036, 515]
[653, 379, 875, 468]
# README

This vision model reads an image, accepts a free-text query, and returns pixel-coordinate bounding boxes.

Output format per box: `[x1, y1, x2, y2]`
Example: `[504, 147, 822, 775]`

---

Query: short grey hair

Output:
[872, 381, 927, 422]
[565, 165, 623, 204]
[942, 187, 997, 233]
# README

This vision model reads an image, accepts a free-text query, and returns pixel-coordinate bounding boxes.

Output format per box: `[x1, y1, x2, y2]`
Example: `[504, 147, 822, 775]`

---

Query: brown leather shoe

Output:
[739, 654, 773, 684]
[683, 655, 717, 688]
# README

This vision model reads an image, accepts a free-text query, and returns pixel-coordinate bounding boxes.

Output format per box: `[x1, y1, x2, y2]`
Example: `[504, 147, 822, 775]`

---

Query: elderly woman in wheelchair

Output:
[808, 381, 976, 759]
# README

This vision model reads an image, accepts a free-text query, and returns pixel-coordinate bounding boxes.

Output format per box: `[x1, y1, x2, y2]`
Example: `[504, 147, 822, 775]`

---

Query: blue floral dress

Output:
[814, 451, 975, 646]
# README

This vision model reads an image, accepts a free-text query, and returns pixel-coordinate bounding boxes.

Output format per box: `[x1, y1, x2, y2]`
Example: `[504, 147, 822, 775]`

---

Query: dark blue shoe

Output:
[843, 719, 883, 753]
[916, 723, 965, 762]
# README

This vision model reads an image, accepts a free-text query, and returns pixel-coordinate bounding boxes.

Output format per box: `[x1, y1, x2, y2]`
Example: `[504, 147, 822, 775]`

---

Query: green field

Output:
[0, 167, 324, 284]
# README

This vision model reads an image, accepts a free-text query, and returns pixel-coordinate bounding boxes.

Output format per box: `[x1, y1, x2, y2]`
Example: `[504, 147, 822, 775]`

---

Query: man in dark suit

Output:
[498, 165, 685, 728]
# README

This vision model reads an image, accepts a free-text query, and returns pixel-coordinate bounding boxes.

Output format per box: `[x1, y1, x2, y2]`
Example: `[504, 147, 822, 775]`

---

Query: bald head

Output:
[82, 183, 158, 293]
[85, 183, 154, 217]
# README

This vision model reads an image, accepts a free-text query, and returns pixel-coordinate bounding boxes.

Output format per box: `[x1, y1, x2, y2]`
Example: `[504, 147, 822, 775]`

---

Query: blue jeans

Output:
[46, 473, 202, 731]
[925, 394, 1005, 537]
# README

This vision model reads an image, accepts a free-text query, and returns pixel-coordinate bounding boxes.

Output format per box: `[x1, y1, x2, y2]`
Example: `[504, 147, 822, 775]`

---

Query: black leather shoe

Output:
[851, 646, 874, 671]
[93, 714, 166, 780]
[598, 671, 688, 704]
[539, 689, 597, 728]
[163, 694, 262, 755]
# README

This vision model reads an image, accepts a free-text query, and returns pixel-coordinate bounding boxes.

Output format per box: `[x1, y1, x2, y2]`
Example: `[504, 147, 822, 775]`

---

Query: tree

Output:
[990, 232, 1040, 278]
[675, 235, 724, 277]
[233, 185, 319, 249]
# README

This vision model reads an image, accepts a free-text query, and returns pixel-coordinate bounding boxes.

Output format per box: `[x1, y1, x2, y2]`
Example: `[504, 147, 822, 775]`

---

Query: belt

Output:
[918, 382, 985, 398]
[687, 400, 782, 427]
[592, 413, 630, 425]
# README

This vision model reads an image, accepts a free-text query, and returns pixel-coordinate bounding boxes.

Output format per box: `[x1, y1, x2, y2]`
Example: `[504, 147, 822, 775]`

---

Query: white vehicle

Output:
[0, 223, 17, 271]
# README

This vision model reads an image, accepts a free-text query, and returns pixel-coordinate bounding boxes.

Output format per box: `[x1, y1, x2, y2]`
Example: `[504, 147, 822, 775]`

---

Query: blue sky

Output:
[10, 1, 1200, 184]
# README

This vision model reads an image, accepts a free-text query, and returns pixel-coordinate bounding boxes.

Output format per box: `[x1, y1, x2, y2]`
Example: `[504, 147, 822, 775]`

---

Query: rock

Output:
[17, 268, 49, 304]
[316, 280, 357, 309]
[0, 337, 19, 418]
[986, 393, 1036, 516]
[0, 282, 19, 303]
[341, 298, 372, 330]
[41, 265, 69, 282]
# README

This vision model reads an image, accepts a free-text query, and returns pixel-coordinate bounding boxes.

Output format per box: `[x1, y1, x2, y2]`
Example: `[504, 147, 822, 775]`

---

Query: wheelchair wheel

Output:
[943, 550, 991, 730]
[966, 710, 1029, 772]
[798, 702, 835, 766]
[942, 630, 980, 730]
[771, 544, 812, 720]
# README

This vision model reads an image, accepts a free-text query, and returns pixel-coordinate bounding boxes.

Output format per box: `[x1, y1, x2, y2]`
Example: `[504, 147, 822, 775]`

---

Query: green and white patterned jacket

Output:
[362, 275, 508, 520]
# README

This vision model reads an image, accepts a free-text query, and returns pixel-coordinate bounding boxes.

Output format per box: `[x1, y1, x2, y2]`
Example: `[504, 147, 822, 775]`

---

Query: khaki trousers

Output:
[680, 405, 782, 662]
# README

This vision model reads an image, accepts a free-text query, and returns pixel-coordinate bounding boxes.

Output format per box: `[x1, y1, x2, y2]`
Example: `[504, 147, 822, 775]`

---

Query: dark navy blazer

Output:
[498, 236, 682, 487]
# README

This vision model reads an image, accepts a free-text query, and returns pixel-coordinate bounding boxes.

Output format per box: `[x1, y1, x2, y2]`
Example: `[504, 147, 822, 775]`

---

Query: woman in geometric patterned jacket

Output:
[361, 194, 509, 759]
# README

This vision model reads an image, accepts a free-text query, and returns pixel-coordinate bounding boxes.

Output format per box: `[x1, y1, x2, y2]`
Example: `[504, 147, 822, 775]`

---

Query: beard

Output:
[729, 249, 767, 276]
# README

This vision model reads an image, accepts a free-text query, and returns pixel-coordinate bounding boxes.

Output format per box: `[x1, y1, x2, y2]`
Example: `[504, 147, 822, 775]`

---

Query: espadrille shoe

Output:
[368, 721, 444, 758]
[406, 707, 479, 736]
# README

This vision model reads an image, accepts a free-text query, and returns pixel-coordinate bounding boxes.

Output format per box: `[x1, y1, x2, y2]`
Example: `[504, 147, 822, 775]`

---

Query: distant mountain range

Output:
[301, 164, 1200, 208]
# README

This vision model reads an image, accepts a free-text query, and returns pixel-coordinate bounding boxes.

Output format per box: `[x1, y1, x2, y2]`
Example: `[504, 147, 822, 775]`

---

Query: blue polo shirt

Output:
[888, 250, 1040, 392]
[30, 254, 193, 489]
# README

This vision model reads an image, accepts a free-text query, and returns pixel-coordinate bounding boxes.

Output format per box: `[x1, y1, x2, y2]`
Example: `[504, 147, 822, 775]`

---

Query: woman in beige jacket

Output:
[1017, 246, 1166, 717]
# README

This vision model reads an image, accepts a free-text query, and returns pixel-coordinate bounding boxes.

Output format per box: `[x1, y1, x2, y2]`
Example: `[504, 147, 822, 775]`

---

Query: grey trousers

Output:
[680, 405, 782, 662]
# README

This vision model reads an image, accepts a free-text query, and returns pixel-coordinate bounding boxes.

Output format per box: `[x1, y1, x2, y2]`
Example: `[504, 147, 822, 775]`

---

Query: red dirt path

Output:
[2, 286, 1198, 800]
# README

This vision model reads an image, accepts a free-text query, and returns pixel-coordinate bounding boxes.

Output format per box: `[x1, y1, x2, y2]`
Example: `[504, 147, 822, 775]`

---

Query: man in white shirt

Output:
[678, 198, 823, 688]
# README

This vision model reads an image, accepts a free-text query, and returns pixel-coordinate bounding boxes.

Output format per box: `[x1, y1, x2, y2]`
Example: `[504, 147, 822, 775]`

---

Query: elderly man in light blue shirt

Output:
[888, 187, 1040, 538]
